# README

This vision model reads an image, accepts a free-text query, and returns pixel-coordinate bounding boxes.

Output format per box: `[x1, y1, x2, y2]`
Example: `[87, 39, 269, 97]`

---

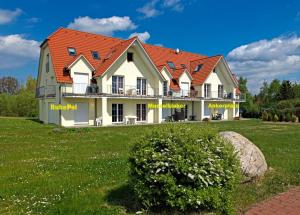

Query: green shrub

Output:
[267, 112, 273, 121]
[262, 111, 268, 121]
[273, 114, 279, 122]
[285, 113, 292, 122]
[291, 114, 298, 123]
[129, 125, 241, 214]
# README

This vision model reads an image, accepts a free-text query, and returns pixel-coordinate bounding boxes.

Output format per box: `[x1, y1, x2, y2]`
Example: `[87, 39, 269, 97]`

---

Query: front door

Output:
[73, 73, 89, 94]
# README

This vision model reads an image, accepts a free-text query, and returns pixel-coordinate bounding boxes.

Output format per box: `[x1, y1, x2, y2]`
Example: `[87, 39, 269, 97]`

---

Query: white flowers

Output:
[187, 173, 195, 180]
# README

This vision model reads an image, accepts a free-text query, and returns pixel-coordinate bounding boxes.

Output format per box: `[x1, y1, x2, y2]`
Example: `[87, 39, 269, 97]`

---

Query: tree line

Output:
[0, 76, 38, 117]
[239, 78, 300, 122]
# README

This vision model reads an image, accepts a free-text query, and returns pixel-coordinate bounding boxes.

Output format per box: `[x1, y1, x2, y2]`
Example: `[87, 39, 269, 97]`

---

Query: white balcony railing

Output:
[36, 85, 56, 98]
[106, 85, 159, 97]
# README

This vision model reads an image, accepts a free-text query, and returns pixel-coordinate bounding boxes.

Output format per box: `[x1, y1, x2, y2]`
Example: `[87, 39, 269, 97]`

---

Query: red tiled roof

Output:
[47, 28, 122, 83]
[190, 55, 222, 85]
[45, 28, 233, 86]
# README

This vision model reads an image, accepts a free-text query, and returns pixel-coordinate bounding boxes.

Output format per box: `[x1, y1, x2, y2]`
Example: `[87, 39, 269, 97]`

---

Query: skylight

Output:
[167, 61, 176, 69]
[194, 64, 203, 72]
[181, 64, 186, 69]
[91, 51, 100, 60]
[67, 47, 76, 56]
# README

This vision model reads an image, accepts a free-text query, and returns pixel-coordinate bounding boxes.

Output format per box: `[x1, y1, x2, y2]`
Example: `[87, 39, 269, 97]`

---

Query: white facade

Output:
[37, 39, 243, 127]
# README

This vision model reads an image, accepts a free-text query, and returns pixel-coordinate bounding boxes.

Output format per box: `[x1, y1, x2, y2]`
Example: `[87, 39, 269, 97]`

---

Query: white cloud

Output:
[137, 0, 184, 18]
[163, 0, 184, 11]
[0, 8, 22, 25]
[0, 34, 40, 69]
[68, 16, 137, 35]
[129, 31, 150, 43]
[137, 0, 161, 18]
[227, 35, 300, 92]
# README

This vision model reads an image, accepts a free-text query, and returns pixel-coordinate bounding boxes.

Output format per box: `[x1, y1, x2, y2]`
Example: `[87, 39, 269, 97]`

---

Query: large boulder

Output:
[219, 131, 268, 180]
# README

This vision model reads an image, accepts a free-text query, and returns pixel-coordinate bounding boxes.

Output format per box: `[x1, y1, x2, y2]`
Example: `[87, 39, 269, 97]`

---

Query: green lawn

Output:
[0, 118, 299, 214]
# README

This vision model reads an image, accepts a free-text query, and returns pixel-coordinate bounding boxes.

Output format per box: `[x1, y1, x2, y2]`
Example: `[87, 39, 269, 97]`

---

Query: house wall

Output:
[69, 58, 93, 83]
[99, 45, 163, 95]
[61, 98, 95, 127]
[178, 71, 191, 88]
[105, 98, 157, 124]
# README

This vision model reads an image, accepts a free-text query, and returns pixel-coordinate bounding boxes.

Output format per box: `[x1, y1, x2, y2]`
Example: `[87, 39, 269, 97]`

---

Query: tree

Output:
[25, 75, 36, 93]
[278, 80, 295, 100]
[268, 79, 281, 102]
[238, 77, 259, 118]
[0, 76, 19, 95]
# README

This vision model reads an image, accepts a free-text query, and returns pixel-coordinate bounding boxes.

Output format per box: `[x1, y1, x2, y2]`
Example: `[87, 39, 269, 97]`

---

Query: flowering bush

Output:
[129, 125, 241, 214]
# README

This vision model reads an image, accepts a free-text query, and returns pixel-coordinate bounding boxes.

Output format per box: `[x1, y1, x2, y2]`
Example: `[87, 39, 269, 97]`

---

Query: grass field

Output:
[0, 118, 300, 214]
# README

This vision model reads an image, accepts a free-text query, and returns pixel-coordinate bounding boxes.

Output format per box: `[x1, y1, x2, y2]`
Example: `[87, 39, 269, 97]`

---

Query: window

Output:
[136, 104, 146, 121]
[91, 51, 100, 60]
[163, 81, 168, 96]
[112, 104, 123, 122]
[67, 47, 76, 56]
[213, 68, 217, 73]
[218, 85, 224, 98]
[204, 83, 211, 98]
[46, 54, 49, 73]
[137, 78, 147, 95]
[167, 61, 176, 69]
[194, 64, 203, 72]
[181, 64, 186, 69]
[127, 52, 134, 62]
[112, 76, 124, 94]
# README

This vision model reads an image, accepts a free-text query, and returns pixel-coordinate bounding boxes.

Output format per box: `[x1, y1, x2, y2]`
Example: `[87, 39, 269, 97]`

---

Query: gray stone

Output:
[219, 131, 268, 180]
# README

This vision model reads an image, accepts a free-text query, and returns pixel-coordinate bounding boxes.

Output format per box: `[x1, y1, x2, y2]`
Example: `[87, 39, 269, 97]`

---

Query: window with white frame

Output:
[204, 83, 211, 98]
[112, 76, 124, 94]
[218, 85, 224, 98]
[136, 104, 146, 121]
[112, 104, 123, 122]
[137, 78, 146, 95]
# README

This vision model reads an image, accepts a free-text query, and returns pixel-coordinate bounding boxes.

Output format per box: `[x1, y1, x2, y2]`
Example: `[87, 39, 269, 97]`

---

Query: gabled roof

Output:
[94, 37, 136, 77]
[190, 55, 222, 85]
[44, 28, 237, 88]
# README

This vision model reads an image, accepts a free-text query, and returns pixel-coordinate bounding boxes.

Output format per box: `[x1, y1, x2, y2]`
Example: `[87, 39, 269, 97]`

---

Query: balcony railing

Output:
[62, 84, 100, 96]
[36, 85, 56, 98]
[166, 90, 200, 98]
[203, 91, 245, 101]
[106, 85, 159, 97]
[61, 84, 160, 97]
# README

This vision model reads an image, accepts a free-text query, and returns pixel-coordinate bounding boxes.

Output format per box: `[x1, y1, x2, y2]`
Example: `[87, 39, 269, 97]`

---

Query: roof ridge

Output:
[189, 55, 222, 63]
[48, 27, 125, 42]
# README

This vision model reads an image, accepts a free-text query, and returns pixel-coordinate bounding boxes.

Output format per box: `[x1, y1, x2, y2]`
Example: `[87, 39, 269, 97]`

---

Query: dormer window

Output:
[127, 52, 134, 62]
[167, 61, 176, 69]
[67, 47, 76, 56]
[91, 51, 100, 60]
[194, 64, 203, 72]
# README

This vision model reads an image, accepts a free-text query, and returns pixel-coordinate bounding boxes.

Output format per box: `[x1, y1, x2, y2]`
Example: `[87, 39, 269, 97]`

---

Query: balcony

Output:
[106, 85, 159, 97]
[165, 90, 200, 98]
[62, 84, 99, 97]
[36, 85, 56, 98]
[61, 84, 160, 98]
[203, 91, 245, 101]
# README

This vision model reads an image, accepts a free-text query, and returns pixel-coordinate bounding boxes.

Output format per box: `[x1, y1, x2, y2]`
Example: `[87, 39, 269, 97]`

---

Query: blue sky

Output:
[1, 0, 300, 91]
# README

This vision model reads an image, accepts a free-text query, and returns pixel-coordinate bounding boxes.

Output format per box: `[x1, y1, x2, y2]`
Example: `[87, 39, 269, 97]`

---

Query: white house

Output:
[36, 28, 244, 127]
